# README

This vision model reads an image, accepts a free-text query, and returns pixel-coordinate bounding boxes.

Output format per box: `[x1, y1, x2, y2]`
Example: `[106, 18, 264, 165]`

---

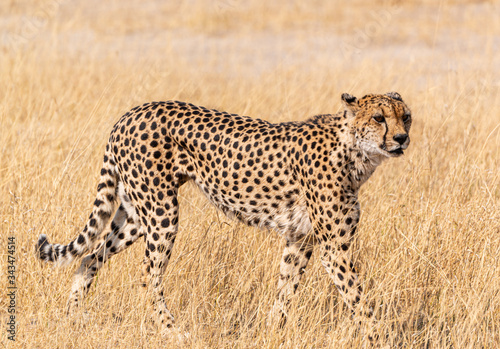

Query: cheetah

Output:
[37, 92, 411, 333]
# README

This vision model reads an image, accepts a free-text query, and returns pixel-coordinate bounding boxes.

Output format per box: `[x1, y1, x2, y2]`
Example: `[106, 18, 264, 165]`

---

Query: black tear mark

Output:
[382, 122, 388, 150]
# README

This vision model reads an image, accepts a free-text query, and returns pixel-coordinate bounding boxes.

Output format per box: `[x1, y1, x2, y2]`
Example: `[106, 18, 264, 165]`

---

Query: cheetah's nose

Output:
[393, 134, 408, 145]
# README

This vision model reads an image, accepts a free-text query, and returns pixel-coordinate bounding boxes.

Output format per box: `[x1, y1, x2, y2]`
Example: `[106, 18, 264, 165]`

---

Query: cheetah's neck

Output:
[344, 123, 388, 191]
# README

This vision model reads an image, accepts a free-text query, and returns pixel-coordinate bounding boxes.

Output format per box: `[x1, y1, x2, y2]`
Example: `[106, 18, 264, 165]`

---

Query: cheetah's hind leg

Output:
[67, 183, 143, 314]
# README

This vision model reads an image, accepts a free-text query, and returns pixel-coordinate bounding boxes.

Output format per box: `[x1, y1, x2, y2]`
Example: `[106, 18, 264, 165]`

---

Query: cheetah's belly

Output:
[195, 180, 312, 240]
[267, 203, 313, 240]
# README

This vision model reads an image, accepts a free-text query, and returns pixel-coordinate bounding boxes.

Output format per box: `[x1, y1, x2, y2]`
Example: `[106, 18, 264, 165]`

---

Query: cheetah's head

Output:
[342, 92, 412, 158]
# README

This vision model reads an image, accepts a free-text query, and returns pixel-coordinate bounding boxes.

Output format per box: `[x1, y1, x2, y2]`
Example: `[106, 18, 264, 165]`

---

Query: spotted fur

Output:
[37, 92, 411, 332]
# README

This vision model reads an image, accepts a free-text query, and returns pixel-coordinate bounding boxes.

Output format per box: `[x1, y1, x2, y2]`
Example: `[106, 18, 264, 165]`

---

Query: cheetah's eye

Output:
[372, 115, 385, 123]
[403, 114, 411, 123]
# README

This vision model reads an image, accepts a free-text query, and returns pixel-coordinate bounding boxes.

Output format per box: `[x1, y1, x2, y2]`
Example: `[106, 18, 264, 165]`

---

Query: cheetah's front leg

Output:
[319, 239, 378, 341]
[314, 197, 375, 325]
[318, 243, 372, 317]
[269, 234, 314, 327]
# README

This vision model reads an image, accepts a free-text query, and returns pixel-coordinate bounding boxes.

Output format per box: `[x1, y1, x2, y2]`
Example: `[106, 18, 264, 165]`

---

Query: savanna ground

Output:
[1, 0, 499, 348]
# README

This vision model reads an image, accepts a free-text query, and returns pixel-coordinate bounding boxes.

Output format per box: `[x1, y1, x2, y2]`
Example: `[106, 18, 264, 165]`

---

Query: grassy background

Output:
[1, 0, 499, 347]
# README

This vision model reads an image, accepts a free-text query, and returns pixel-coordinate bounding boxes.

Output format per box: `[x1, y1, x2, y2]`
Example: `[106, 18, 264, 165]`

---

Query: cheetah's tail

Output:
[36, 145, 119, 266]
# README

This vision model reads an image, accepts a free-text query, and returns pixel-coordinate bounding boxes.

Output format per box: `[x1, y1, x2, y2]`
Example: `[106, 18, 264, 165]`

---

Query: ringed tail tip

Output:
[37, 234, 52, 262]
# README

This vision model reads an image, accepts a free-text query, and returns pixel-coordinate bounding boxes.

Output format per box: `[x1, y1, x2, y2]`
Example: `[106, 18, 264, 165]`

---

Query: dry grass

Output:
[1, 0, 499, 348]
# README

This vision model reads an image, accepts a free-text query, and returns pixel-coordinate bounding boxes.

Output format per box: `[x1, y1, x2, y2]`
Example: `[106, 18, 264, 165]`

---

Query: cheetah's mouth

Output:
[388, 148, 404, 156]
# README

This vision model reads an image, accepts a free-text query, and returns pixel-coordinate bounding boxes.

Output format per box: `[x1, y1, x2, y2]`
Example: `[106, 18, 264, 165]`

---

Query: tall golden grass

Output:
[1, 0, 499, 347]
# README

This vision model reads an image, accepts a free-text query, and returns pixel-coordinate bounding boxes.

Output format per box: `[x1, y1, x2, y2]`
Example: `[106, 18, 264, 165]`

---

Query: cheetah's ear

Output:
[385, 92, 403, 102]
[341, 93, 358, 118]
